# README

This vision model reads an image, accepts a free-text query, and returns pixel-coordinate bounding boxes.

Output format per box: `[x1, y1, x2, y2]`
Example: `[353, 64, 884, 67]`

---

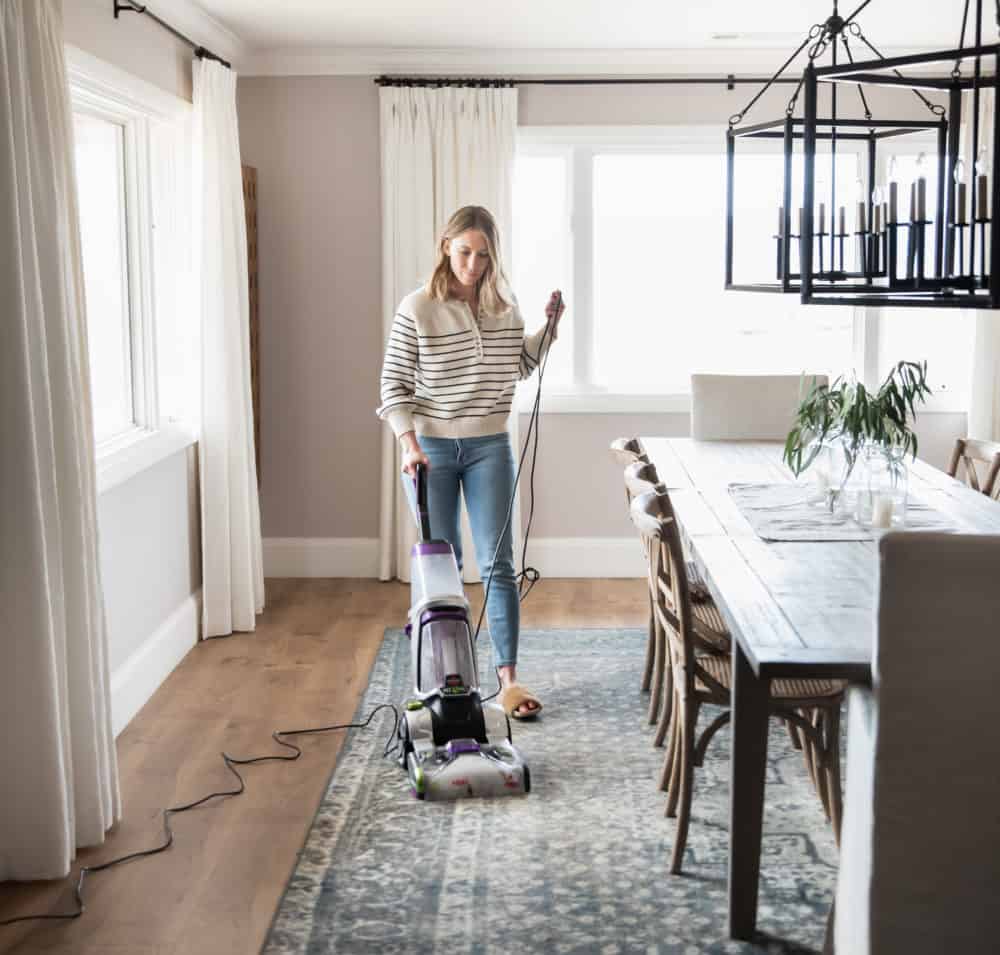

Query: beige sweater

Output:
[376, 287, 556, 439]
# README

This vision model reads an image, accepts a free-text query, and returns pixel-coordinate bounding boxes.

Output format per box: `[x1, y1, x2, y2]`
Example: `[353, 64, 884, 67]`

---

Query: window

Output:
[513, 128, 859, 405]
[73, 111, 136, 443]
[67, 46, 194, 491]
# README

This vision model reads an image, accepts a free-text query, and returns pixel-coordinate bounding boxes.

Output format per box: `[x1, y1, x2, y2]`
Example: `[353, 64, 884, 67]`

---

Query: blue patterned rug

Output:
[262, 629, 837, 954]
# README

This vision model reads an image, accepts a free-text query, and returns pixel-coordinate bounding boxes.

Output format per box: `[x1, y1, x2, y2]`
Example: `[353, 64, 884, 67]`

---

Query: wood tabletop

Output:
[642, 438, 1000, 683]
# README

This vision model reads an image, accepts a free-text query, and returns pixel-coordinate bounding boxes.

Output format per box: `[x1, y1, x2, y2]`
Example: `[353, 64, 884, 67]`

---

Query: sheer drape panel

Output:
[377, 86, 518, 583]
[0, 0, 120, 880]
[193, 60, 264, 635]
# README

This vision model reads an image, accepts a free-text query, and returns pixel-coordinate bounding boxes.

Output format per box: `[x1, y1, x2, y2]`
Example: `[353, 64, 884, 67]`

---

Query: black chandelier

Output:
[725, 0, 1000, 309]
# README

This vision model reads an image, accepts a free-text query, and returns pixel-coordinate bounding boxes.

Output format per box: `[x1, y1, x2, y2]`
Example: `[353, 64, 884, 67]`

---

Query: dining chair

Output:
[609, 439, 656, 702]
[832, 532, 1000, 955]
[629, 487, 846, 874]
[690, 373, 829, 441]
[622, 461, 729, 743]
[945, 437, 1000, 498]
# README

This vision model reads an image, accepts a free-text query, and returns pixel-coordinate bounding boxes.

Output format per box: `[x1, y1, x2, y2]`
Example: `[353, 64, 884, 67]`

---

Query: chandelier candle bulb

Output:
[839, 206, 846, 234]
[874, 204, 881, 233]
[978, 172, 989, 220]
[917, 177, 927, 221]
[957, 182, 968, 224]
[856, 201, 865, 233]
[818, 202, 826, 233]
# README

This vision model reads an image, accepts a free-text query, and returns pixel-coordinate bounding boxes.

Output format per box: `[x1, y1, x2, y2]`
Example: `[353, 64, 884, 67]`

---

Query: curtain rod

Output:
[113, 1, 232, 70]
[374, 75, 802, 89]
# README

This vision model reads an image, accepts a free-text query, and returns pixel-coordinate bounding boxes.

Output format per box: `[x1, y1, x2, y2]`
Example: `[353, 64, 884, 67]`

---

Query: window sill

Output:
[97, 422, 198, 496]
[515, 391, 691, 414]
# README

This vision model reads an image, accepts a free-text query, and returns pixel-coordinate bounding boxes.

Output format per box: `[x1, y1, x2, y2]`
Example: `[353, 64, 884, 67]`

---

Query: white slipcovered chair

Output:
[832, 532, 1000, 954]
[690, 373, 828, 440]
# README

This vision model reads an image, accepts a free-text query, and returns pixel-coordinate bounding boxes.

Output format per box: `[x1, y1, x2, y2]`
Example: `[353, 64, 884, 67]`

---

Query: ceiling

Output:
[188, 1, 979, 53]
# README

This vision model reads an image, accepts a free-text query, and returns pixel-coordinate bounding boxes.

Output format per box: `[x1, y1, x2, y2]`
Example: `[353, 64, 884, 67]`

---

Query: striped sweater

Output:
[376, 287, 556, 439]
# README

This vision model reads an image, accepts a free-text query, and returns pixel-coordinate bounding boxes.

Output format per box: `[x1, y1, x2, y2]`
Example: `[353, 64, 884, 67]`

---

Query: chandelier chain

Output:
[953, 0, 971, 78]
[848, 24, 947, 116]
[729, 25, 821, 126]
[841, 34, 873, 122]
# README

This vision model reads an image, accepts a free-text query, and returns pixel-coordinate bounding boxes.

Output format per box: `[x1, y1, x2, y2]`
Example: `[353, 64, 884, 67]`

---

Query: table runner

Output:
[728, 482, 956, 542]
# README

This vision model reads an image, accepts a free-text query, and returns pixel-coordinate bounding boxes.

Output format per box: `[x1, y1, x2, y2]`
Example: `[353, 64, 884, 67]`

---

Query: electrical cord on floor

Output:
[0, 703, 400, 928]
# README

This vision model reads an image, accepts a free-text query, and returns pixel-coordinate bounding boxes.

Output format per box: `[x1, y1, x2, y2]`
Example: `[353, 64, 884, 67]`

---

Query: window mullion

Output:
[572, 145, 594, 389]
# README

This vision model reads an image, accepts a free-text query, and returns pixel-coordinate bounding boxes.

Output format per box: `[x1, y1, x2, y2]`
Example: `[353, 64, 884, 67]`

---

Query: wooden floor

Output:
[0, 578, 645, 955]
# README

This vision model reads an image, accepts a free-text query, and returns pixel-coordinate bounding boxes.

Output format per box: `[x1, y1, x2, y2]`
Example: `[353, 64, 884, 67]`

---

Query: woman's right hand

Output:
[399, 433, 430, 477]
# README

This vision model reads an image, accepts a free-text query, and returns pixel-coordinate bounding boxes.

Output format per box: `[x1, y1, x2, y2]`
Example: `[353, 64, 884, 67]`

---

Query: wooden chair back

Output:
[946, 437, 1000, 497]
[609, 437, 649, 470]
[623, 459, 661, 503]
[628, 490, 729, 698]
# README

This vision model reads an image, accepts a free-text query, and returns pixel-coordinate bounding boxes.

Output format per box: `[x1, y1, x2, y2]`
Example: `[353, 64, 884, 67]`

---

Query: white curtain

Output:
[964, 88, 1000, 440]
[193, 60, 264, 635]
[377, 85, 519, 583]
[0, 0, 120, 879]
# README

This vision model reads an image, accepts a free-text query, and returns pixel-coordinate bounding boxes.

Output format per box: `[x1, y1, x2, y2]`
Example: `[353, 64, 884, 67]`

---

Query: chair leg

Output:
[798, 710, 818, 791]
[647, 615, 665, 725]
[664, 710, 683, 812]
[653, 656, 673, 748]
[641, 590, 655, 693]
[786, 718, 803, 751]
[823, 704, 843, 845]
[660, 701, 679, 794]
[670, 700, 698, 875]
[812, 709, 833, 823]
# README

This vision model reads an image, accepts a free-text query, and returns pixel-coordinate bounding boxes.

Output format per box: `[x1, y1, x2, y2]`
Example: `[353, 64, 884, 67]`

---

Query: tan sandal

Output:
[498, 683, 543, 720]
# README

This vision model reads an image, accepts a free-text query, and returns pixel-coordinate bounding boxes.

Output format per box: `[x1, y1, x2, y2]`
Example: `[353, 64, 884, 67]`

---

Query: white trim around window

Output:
[66, 46, 197, 492]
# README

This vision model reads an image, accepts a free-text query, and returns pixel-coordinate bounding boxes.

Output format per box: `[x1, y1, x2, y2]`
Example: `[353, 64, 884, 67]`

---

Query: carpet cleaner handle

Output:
[404, 461, 433, 542]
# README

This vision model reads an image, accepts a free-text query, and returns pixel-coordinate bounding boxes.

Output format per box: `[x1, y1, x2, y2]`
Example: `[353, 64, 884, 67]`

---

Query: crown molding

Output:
[241, 43, 927, 79]
[80, 0, 252, 71]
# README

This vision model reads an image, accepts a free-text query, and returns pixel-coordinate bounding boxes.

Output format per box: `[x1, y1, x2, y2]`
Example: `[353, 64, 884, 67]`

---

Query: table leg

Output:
[728, 641, 770, 940]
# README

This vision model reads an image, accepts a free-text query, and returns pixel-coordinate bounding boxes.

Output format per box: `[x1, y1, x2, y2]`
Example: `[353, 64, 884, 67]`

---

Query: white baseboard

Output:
[263, 537, 381, 578]
[522, 537, 647, 578]
[262, 537, 644, 579]
[110, 591, 201, 737]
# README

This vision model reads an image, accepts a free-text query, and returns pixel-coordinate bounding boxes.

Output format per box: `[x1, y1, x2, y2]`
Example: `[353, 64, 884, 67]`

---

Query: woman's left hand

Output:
[545, 289, 566, 331]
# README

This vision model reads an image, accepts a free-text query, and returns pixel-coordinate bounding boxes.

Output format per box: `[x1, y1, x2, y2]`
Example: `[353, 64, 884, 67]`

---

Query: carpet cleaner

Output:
[396, 462, 530, 800]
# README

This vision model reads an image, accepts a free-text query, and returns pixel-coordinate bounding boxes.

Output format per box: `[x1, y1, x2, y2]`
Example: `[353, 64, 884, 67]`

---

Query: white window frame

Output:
[515, 125, 869, 413]
[67, 46, 196, 494]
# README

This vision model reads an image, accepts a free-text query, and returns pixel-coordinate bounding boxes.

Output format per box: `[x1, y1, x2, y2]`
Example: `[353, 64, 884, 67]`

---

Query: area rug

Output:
[262, 629, 838, 954]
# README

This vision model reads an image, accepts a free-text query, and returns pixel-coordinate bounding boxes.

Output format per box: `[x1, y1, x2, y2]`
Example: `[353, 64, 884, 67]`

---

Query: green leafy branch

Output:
[783, 361, 931, 478]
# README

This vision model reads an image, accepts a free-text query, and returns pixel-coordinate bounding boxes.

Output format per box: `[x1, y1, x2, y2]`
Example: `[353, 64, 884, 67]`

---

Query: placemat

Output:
[728, 482, 956, 542]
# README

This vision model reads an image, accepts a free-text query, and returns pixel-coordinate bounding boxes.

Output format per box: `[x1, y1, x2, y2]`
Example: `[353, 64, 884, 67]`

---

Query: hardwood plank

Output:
[0, 579, 647, 954]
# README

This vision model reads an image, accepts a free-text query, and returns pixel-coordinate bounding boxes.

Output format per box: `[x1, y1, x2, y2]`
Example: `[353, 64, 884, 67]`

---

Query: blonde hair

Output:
[427, 206, 512, 317]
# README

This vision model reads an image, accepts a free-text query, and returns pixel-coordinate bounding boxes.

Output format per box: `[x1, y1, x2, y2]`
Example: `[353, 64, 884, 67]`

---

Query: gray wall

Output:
[236, 77, 382, 538]
[236, 72, 965, 544]
[65, 1, 201, 677]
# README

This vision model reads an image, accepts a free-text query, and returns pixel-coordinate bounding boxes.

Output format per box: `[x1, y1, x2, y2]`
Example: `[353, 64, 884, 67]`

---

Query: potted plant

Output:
[783, 361, 932, 518]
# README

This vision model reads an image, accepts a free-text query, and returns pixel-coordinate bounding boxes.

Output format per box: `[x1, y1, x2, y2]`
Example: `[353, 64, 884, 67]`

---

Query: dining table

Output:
[640, 437, 1000, 941]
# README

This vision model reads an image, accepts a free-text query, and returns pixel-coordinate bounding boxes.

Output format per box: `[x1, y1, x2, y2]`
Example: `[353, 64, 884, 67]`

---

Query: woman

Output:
[377, 205, 565, 720]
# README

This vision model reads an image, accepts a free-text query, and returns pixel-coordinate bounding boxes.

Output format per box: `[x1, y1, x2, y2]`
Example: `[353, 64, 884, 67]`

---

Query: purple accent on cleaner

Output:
[446, 739, 481, 757]
[411, 541, 453, 557]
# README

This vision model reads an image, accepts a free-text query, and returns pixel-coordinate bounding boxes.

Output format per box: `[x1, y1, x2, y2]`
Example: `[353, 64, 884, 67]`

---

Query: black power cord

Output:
[1, 293, 558, 929]
[0, 704, 400, 928]
[476, 294, 559, 702]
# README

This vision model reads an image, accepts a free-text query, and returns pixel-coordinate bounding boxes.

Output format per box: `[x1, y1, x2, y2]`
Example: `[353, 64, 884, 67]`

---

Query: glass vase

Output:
[855, 444, 909, 530]
[801, 434, 853, 512]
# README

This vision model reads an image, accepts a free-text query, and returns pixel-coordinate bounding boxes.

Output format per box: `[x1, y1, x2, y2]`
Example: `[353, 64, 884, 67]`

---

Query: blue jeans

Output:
[411, 433, 519, 667]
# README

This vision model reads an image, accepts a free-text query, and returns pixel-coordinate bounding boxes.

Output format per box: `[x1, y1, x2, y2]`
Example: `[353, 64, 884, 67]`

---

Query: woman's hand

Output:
[545, 289, 566, 333]
[399, 432, 430, 477]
